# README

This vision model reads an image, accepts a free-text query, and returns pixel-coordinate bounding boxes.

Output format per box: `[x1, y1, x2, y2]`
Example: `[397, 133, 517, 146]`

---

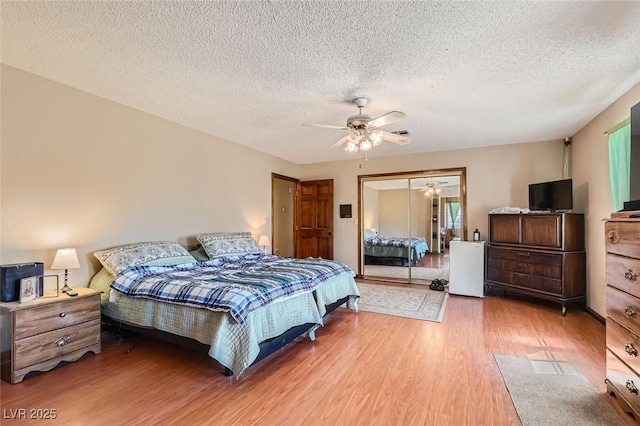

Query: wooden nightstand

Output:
[0, 287, 101, 384]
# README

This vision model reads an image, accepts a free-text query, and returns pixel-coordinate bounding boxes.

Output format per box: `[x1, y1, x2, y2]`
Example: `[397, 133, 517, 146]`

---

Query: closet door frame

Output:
[357, 167, 467, 281]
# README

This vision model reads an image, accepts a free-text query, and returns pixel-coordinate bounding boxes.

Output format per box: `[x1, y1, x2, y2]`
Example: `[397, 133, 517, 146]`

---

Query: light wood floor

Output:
[416, 250, 450, 268]
[1, 282, 634, 425]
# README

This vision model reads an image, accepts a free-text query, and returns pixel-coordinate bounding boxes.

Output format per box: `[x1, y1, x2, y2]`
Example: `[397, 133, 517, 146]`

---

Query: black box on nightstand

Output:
[0, 263, 44, 302]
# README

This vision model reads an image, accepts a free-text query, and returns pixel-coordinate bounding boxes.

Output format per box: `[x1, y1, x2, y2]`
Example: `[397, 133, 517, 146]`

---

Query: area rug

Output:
[363, 265, 449, 281]
[494, 354, 625, 426]
[356, 282, 448, 322]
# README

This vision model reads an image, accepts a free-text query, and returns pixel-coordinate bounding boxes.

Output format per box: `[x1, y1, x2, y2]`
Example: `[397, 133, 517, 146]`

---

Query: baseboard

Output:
[585, 306, 605, 325]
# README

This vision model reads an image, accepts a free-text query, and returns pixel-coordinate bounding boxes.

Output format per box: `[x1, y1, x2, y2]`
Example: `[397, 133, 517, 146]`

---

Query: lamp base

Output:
[61, 284, 73, 293]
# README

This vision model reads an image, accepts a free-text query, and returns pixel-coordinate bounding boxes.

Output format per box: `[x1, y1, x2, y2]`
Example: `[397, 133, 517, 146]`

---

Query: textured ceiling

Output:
[2, 1, 640, 164]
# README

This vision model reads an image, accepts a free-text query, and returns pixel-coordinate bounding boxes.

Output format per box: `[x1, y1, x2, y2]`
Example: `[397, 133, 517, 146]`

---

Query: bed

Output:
[89, 234, 359, 376]
[363, 230, 429, 266]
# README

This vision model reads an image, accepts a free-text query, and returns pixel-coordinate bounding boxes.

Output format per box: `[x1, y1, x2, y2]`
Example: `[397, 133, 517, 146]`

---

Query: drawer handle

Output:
[627, 380, 639, 395]
[53, 336, 71, 347]
[625, 343, 638, 357]
[59, 312, 66, 318]
[625, 270, 638, 282]
[608, 230, 620, 244]
[625, 307, 637, 319]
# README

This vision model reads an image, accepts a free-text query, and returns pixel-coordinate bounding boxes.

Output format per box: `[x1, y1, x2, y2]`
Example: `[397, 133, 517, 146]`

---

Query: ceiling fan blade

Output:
[367, 111, 406, 128]
[379, 130, 411, 145]
[302, 123, 349, 130]
[330, 134, 353, 148]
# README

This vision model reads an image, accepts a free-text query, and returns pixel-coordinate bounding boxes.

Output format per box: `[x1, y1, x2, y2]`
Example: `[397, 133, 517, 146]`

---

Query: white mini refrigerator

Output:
[448, 240, 485, 298]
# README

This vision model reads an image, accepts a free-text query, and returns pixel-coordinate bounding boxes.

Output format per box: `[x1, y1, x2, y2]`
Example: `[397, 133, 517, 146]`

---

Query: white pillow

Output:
[364, 229, 375, 238]
[93, 241, 195, 276]
[196, 232, 261, 259]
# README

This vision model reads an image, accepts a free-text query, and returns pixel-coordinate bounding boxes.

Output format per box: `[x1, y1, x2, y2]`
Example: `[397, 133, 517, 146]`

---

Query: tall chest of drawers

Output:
[605, 211, 640, 418]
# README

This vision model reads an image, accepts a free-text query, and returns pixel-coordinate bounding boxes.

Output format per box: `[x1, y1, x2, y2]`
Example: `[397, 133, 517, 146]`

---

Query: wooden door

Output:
[296, 179, 334, 259]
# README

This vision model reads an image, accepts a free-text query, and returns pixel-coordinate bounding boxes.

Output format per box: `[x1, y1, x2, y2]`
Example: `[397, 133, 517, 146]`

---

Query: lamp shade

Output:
[51, 248, 81, 270]
[258, 235, 270, 246]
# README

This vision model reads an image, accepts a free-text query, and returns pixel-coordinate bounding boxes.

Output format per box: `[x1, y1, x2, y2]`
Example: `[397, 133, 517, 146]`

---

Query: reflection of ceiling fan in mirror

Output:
[416, 180, 448, 197]
[303, 97, 411, 153]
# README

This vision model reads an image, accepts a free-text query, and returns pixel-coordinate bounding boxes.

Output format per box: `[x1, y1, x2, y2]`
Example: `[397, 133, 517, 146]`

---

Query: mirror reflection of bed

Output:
[360, 170, 466, 285]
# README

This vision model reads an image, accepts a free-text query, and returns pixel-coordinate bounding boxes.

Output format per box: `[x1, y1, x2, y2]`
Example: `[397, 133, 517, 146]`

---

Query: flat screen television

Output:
[529, 178, 573, 211]
[624, 101, 640, 210]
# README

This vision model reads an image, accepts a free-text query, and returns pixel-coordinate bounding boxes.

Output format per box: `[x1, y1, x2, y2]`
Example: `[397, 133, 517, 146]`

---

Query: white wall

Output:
[572, 82, 640, 316]
[0, 66, 300, 286]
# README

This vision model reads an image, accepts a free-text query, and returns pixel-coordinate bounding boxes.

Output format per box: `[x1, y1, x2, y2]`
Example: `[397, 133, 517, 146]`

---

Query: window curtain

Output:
[608, 123, 631, 211]
[447, 201, 460, 235]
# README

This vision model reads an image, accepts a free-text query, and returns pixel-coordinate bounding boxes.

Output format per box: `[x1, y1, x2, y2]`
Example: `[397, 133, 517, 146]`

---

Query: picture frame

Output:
[17, 274, 59, 302]
[38, 275, 60, 299]
[19, 276, 37, 303]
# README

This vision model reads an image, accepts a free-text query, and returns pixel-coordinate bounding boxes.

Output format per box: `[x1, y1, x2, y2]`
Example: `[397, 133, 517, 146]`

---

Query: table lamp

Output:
[51, 248, 80, 293]
[258, 235, 270, 254]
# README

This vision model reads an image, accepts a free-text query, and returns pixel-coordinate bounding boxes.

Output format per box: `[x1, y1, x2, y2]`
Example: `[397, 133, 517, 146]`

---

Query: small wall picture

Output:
[19, 276, 37, 303]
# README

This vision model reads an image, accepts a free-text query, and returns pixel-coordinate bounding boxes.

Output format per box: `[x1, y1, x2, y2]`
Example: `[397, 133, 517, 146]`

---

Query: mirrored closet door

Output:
[359, 168, 467, 284]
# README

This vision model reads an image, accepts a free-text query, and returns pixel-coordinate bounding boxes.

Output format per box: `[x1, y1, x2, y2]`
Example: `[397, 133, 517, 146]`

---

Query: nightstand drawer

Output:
[14, 295, 100, 340]
[14, 318, 100, 370]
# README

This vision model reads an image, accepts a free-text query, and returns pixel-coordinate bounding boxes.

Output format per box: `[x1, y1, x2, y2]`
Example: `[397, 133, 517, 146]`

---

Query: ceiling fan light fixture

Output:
[345, 142, 359, 153]
[423, 182, 441, 197]
[370, 131, 382, 145]
[304, 97, 411, 154]
[360, 139, 373, 151]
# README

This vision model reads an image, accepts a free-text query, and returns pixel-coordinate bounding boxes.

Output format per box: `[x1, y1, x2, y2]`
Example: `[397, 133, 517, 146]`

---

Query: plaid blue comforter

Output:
[364, 235, 427, 248]
[110, 254, 354, 324]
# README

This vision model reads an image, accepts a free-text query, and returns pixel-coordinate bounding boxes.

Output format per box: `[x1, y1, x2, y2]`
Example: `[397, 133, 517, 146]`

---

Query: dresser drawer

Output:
[606, 222, 640, 259]
[607, 318, 640, 374]
[14, 295, 100, 340]
[488, 248, 562, 277]
[487, 269, 526, 286]
[607, 254, 640, 299]
[608, 285, 640, 334]
[527, 276, 562, 294]
[486, 268, 561, 294]
[14, 318, 101, 370]
[607, 349, 640, 413]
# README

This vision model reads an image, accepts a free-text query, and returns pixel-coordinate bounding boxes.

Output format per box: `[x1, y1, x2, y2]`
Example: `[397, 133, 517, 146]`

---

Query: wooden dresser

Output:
[485, 213, 586, 315]
[0, 287, 101, 384]
[605, 211, 640, 418]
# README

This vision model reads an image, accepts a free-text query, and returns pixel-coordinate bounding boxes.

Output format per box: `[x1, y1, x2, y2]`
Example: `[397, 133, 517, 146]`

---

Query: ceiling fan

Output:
[303, 97, 411, 153]
[415, 179, 448, 196]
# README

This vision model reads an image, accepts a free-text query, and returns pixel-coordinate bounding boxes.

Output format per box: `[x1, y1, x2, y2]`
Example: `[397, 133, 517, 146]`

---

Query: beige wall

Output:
[301, 140, 565, 272]
[362, 185, 379, 232]
[0, 66, 300, 287]
[572, 82, 640, 316]
[377, 188, 428, 240]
